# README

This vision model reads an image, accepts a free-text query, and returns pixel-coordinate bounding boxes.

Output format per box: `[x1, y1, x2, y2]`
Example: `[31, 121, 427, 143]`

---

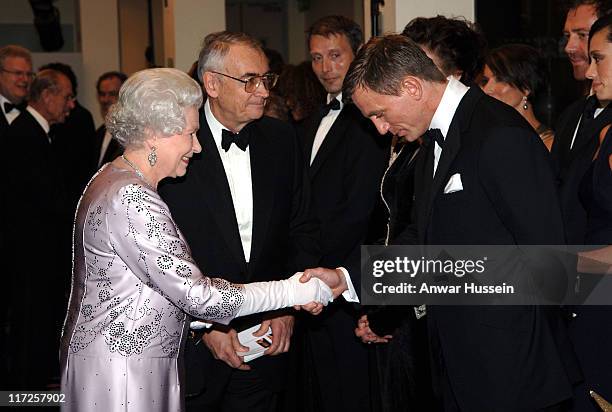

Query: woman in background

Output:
[480, 44, 554, 150]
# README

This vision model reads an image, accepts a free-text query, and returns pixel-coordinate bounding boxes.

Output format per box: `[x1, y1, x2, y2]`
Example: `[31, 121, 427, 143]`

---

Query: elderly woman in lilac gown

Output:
[59, 68, 342, 412]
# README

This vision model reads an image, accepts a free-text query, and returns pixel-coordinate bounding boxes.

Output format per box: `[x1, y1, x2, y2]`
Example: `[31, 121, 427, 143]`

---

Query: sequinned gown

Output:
[60, 164, 245, 412]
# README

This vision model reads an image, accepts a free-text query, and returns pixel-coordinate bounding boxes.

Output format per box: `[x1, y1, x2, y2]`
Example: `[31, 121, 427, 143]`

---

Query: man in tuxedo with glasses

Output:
[0, 45, 33, 137]
[161, 31, 355, 411]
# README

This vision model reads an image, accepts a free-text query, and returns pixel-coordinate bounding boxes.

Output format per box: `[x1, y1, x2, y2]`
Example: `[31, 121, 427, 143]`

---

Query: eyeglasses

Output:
[0, 68, 36, 78]
[58, 92, 75, 103]
[210, 71, 278, 93]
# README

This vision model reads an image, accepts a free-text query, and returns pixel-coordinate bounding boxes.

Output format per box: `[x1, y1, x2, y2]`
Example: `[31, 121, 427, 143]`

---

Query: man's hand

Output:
[253, 314, 295, 356]
[301, 267, 348, 298]
[355, 314, 392, 344]
[295, 301, 324, 315]
[202, 328, 250, 370]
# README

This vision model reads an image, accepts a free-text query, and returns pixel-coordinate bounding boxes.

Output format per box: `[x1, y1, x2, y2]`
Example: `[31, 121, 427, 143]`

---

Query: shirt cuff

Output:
[337, 267, 359, 303]
[190, 321, 212, 330]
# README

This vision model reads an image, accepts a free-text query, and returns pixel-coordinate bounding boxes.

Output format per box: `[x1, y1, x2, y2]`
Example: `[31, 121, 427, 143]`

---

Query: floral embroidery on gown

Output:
[60, 164, 245, 412]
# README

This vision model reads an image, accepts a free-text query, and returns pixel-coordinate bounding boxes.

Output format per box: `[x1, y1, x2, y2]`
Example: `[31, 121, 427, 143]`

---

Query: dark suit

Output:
[50, 101, 96, 210]
[0, 104, 12, 388]
[0, 107, 9, 138]
[159, 112, 319, 411]
[94, 124, 123, 169]
[551, 97, 612, 244]
[411, 87, 580, 411]
[2, 109, 72, 389]
[298, 103, 387, 411]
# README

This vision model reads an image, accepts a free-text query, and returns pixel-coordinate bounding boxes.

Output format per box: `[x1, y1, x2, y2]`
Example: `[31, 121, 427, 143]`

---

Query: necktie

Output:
[221, 128, 249, 152]
[423, 128, 445, 148]
[320, 98, 341, 116]
[4, 101, 25, 113]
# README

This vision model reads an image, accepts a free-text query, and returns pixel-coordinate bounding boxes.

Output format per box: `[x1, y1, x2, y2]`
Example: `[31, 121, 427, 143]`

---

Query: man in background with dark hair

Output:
[299, 15, 387, 412]
[94, 71, 127, 170]
[563, 0, 612, 82]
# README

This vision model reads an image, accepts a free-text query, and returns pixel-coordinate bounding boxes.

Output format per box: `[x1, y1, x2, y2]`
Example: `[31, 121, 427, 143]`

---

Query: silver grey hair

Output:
[196, 31, 263, 81]
[106, 68, 203, 148]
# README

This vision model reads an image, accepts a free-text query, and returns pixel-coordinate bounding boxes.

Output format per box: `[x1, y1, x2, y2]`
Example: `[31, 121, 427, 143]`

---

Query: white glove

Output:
[236, 272, 334, 318]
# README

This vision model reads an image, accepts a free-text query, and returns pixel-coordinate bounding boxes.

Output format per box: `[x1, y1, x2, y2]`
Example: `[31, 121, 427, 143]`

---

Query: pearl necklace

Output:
[121, 154, 155, 189]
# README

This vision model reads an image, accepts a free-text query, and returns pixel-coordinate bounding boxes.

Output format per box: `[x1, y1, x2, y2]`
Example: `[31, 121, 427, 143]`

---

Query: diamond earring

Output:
[148, 146, 157, 166]
[522, 96, 529, 110]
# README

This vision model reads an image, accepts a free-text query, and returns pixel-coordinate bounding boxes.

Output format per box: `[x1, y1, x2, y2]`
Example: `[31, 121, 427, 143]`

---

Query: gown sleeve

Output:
[107, 182, 245, 325]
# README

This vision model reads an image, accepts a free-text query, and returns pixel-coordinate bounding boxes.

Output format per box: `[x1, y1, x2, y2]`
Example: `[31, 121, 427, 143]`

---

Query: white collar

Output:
[26, 105, 50, 134]
[429, 77, 469, 138]
[0, 94, 18, 116]
[204, 99, 228, 150]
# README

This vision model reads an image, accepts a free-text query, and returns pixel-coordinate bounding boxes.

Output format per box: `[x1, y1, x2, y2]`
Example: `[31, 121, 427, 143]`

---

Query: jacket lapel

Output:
[192, 115, 247, 268]
[420, 87, 481, 239]
[302, 110, 323, 165]
[247, 121, 275, 273]
[309, 106, 351, 177]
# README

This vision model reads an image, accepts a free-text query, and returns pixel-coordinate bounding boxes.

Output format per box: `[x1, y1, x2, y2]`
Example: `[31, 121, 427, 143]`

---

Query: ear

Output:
[41, 89, 53, 105]
[143, 129, 158, 149]
[400, 76, 423, 101]
[202, 72, 220, 98]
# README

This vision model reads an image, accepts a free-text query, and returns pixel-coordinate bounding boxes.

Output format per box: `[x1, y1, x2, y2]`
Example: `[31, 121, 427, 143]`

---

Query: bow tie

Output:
[321, 98, 341, 116]
[221, 128, 250, 152]
[423, 128, 445, 148]
[4, 101, 26, 113]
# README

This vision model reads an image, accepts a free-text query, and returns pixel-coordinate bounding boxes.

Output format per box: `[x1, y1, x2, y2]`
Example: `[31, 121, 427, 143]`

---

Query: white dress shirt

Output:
[428, 77, 470, 176]
[26, 105, 51, 143]
[1, 94, 22, 125]
[310, 92, 344, 164]
[204, 99, 253, 262]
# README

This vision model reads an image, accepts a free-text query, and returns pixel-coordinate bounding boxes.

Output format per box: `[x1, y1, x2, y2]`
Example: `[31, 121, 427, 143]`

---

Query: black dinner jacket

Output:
[411, 87, 580, 411]
[0, 108, 8, 138]
[94, 125, 123, 169]
[2, 109, 72, 388]
[301, 103, 388, 291]
[159, 112, 320, 392]
[551, 97, 612, 244]
[50, 101, 97, 210]
[3, 109, 69, 227]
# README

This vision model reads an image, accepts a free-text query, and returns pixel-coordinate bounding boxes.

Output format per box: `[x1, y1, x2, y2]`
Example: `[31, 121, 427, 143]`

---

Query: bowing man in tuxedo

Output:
[341, 35, 580, 411]
[160, 32, 355, 411]
[3, 69, 75, 389]
[296, 15, 387, 412]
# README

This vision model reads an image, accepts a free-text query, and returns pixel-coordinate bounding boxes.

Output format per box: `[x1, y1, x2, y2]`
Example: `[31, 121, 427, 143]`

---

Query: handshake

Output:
[291, 267, 350, 316]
